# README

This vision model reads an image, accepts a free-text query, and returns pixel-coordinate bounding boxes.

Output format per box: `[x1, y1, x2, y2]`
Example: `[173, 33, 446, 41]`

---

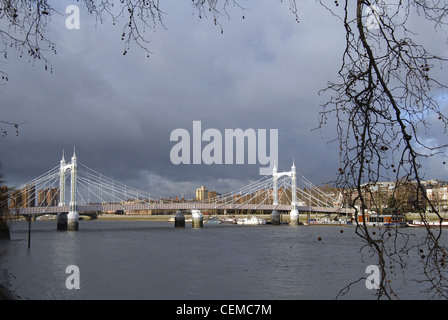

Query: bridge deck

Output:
[16, 203, 353, 215]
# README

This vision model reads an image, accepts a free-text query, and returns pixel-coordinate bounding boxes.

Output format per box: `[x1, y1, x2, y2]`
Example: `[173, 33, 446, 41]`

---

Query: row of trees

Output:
[342, 180, 448, 214]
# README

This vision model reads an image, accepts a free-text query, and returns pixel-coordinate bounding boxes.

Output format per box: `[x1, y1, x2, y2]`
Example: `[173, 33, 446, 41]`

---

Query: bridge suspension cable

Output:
[3, 164, 62, 211]
[4, 154, 343, 214]
[200, 169, 308, 209]
[76, 162, 164, 205]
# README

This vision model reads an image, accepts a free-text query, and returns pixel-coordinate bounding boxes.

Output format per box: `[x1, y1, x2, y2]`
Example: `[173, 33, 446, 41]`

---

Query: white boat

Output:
[357, 212, 408, 227]
[220, 217, 237, 224]
[408, 220, 448, 227]
[205, 217, 221, 224]
[307, 218, 351, 225]
[237, 216, 266, 225]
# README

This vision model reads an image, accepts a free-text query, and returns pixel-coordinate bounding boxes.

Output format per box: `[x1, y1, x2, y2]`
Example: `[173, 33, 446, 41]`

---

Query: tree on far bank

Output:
[0, 162, 10, 240]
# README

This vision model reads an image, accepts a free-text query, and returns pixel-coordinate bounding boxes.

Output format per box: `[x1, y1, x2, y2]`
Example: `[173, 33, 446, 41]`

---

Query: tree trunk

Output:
[0, 217, 10, 240]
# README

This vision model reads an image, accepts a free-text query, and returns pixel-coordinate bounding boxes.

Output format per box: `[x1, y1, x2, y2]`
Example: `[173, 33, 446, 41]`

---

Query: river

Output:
[0, 219, 445, 300]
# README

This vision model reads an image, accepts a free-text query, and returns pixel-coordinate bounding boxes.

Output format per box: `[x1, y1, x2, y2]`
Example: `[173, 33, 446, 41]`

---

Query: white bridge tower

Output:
[271, 160, 300, 226]
[57, 148, 79, 231]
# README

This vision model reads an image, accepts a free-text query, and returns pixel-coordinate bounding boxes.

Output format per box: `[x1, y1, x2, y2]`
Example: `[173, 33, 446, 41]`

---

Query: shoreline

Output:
[95, 212, 447, 222]
[96, 214, 172, 221]
[8, 212, 447, 224]
[0, 283, 20, 300]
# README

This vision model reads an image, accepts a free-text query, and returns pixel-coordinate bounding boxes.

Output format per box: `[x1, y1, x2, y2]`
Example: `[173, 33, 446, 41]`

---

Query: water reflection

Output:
[1, 220, 445, 299]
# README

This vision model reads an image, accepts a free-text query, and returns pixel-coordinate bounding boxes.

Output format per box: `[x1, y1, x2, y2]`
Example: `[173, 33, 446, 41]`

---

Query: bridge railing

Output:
[16, 203, 353, 215]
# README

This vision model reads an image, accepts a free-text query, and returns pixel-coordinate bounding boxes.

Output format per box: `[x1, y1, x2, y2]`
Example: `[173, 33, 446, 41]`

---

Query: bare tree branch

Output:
[316, 0, 448, 298]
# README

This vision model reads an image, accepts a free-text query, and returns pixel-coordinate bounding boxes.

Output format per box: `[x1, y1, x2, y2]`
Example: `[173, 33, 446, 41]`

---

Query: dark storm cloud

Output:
[1, 1, 447, 198]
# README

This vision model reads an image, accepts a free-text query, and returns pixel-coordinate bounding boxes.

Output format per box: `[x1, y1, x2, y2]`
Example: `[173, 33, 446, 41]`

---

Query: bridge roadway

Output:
[16, 203, 353, 215]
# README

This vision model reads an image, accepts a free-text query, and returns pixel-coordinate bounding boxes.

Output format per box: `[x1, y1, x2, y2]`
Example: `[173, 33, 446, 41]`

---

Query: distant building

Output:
[207, 190, 217, 200]
[37, 187, 60, 207]
[343, 179, 448, 213]
[426, 186, 448, 212]
[10, 183, 36, 208]
[196, 186, 208, 201]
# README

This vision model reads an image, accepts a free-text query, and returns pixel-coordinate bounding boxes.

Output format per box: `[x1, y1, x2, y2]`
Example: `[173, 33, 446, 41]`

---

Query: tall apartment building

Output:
[37, 187, 60, 207]
[196, 186, 208, 201]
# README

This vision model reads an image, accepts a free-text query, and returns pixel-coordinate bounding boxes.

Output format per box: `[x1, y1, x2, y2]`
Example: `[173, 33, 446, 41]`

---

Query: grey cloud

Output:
[1, 1, 446, 198]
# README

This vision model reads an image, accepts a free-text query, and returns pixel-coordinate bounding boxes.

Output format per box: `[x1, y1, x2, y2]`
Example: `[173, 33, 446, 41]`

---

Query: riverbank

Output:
[96, 213, 277, 222]
[9, 212, 447, 224]
[97, 214, 172, 221]
[0, 283, 19, 300]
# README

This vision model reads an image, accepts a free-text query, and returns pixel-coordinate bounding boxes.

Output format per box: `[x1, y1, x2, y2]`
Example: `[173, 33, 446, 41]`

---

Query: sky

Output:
[1, 1, 447, 199]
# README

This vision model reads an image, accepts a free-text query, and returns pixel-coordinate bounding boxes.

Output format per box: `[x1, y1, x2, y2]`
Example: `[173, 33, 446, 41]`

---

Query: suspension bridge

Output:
[3, 149, 351, 230]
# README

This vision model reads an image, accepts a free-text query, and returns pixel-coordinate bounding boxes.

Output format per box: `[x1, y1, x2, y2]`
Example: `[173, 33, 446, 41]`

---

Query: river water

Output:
[0, 219, 444, 300]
